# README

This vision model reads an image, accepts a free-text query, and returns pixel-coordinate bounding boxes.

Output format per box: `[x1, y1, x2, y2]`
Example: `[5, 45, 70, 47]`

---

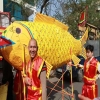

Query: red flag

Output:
[78, 7, 88, 27]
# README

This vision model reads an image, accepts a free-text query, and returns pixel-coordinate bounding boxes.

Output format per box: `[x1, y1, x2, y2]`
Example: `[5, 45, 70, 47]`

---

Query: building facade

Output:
[3, 0, 23, 20]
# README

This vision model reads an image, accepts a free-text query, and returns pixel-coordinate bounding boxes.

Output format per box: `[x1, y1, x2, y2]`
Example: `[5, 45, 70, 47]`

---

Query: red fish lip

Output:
[0, 36, 15, 48]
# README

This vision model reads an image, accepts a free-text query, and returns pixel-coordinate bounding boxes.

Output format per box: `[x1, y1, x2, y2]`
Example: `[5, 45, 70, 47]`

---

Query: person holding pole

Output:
[23, 39, 47, 100]
[78, 45, 100, 99]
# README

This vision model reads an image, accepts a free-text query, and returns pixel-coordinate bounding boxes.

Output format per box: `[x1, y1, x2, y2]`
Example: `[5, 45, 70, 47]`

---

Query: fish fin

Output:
[34, 13, 69, 31]
[44, 60, 53, 79]
[72, 55, 80, 66]
[80, 28, 88, 45]
[80, 47, 86, 59]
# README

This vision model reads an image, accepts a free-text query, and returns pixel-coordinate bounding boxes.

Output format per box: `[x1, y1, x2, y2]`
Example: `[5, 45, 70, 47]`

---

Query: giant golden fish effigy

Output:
[0, 13, 88, 78]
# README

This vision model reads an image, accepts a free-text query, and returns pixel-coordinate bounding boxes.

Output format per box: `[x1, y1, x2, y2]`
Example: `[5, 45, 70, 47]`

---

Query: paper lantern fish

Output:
[0, 13, 88, 75]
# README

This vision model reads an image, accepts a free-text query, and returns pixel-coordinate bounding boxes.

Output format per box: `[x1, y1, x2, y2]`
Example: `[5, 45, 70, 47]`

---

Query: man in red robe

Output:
[14, 39, 47, 100]
[78, 45, 100, 99]
[23, 39, 47, 100]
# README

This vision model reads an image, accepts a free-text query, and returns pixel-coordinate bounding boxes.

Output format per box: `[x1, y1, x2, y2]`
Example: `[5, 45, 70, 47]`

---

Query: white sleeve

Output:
[94, 97, 100, 100]
[97, 63, 100, 72]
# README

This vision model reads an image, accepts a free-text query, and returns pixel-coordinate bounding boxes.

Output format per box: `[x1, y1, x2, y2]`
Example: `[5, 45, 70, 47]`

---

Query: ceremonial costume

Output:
[82, 57, 100, 99]
[14, 70, 24, 100]
[14, 56, 46, 100]
[26, 56, 46, 100]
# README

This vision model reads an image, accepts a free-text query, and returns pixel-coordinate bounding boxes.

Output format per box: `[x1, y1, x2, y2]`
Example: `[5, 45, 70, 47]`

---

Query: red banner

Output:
[78, 7, 88, 27]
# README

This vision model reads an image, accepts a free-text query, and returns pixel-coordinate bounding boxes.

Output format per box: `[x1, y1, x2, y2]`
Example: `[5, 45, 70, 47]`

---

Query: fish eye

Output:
[16, 28, 21, 34]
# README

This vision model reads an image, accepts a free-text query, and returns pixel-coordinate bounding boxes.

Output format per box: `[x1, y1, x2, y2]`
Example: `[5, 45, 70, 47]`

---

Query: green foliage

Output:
[52, 0, 100, 38]
[6, 0, 100, 38]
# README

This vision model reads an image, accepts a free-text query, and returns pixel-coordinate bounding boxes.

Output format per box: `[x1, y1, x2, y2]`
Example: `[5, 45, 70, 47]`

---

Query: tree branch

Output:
[40, 0, 49, 13]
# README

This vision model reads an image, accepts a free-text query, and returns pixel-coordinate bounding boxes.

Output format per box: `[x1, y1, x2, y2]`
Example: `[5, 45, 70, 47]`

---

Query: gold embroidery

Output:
[37, 60, 44, 77]
[92, 84, 95, 98]
[28, 61, 34, 78]
[86, 63, 89, 72]
[86, 57, 93, 72]
[84, 76, 96, 80]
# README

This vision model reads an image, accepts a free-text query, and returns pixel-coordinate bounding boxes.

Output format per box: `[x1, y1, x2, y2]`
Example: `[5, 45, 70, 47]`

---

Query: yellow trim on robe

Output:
[92, 84, 95, 98]
[86, 63, 89, 72]
[84, 76, 96, 80]
[21, 72, 27, 78]
[37, 60, 45, 77]
[31, 86, 42, 91]
[38, 97, 42, 100]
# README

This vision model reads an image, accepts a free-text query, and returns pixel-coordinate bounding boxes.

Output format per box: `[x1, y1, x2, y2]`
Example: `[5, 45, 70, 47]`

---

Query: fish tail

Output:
[80, 28, 88, 46]
[80, 28, 88, 59]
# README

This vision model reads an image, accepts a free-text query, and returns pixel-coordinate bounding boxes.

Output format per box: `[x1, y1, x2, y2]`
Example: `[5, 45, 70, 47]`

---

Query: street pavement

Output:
[47, 76, 100, 100]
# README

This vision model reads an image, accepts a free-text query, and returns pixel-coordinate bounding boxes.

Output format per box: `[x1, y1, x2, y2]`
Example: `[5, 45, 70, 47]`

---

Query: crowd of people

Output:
[0, 38, 100, 100]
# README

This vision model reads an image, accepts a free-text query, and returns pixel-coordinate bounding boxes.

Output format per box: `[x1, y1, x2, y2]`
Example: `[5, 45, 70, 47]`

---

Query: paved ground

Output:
[47, 76, 100, 100]
[12, 70, 100, 100]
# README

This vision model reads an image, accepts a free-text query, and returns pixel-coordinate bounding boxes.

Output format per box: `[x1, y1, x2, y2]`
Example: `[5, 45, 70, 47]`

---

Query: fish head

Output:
[0, 21, 34, 70]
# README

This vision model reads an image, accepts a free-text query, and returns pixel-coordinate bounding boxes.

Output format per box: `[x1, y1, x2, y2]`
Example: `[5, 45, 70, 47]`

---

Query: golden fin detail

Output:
[80, 28, 88, 45]
[45, 60, 53, 79]
[72, 55, 80, 66]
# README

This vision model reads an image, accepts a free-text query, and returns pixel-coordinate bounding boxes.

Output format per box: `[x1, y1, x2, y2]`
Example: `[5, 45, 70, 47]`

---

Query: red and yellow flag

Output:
[78, 7, 88, 27]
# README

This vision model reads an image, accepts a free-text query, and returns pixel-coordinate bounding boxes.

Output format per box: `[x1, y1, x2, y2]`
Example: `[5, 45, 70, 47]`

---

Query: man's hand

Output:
[78, 94, 91, 100]
[24, 76, 32, 86]
[77, 64, 83, 68]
